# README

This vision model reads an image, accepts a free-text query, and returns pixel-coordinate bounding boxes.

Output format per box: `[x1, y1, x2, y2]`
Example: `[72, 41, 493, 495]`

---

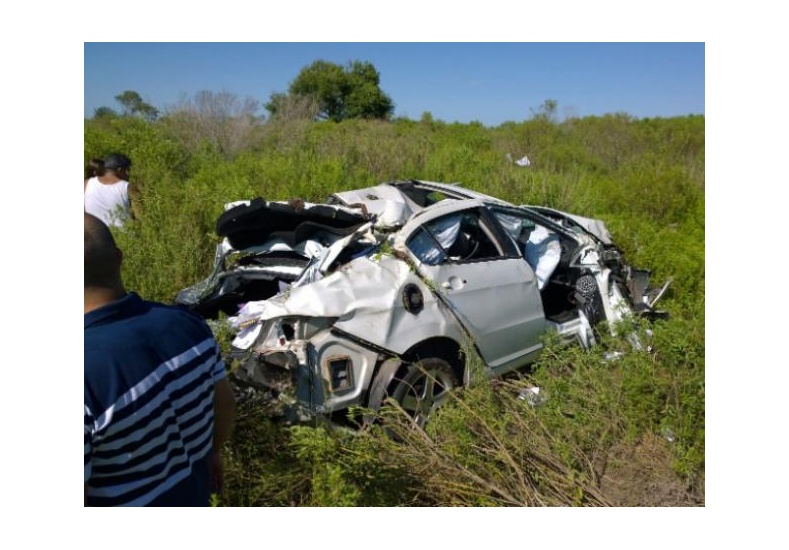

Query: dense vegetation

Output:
[85, 108, 704, 506]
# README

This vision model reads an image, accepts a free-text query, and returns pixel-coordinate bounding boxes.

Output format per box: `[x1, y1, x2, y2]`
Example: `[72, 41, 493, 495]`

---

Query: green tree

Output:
[115, 90, 159, 121]
[531, 99, 559, 122]
[264, 92, 320, 122]
[92, 106, 118, 119]
[268, 60, 394, 122]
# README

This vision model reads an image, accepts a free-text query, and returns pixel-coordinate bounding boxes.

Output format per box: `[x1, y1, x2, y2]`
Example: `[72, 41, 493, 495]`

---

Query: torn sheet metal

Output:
[331, 184, 421, 229]
[230, 250, 464, 356]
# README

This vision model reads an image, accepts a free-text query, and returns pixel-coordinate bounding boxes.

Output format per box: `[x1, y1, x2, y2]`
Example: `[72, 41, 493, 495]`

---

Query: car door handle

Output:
[442, 276, 466, 290]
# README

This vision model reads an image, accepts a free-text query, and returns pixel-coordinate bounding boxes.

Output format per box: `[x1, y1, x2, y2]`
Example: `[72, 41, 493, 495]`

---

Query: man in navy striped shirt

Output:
[84, 213, 236, 506]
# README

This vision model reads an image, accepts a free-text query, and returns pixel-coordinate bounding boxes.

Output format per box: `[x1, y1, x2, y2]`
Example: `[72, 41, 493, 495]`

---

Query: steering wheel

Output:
[460, 235, 480, 261]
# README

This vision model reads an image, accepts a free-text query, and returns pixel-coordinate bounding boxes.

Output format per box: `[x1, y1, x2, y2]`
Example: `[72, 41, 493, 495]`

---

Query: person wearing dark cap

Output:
[84, 153, 141, 227]
[84, 212, 236, 506]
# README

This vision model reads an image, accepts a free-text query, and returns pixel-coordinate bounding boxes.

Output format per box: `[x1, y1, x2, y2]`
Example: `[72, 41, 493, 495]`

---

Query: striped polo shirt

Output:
[84, 293, 226, 506]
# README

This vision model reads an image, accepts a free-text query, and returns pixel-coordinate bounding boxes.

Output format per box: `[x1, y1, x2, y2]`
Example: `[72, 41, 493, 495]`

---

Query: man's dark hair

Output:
[103, 153, 132, 171]
[84, 213, 122, 288]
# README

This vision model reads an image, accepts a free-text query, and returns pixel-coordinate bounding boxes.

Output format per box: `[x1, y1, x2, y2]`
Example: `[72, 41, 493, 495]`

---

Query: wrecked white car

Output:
[176, 180, 669, 425]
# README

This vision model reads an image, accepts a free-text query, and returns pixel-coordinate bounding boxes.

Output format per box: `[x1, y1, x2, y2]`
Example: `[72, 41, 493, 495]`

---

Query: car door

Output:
[402, 202, 545, 372]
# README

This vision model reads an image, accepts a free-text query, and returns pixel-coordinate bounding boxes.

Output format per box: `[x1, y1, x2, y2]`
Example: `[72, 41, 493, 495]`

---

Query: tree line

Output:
[91, 60, 395, 123]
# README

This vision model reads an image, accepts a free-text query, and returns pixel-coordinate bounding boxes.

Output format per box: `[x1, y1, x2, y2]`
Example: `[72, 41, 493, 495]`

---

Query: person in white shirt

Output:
[84, 153, 141, 227]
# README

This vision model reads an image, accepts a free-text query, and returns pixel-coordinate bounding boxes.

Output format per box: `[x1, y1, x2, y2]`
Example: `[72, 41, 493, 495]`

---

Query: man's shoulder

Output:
[146, 299, 206, 320]
[143, 299, 214, 335]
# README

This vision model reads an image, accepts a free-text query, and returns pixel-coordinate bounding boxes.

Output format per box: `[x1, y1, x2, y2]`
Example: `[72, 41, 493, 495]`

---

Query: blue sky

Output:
[84, 43, 704, 126]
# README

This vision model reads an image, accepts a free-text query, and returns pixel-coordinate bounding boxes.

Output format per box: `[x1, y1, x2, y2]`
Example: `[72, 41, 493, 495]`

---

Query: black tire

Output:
[387, 358, 458, 428]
